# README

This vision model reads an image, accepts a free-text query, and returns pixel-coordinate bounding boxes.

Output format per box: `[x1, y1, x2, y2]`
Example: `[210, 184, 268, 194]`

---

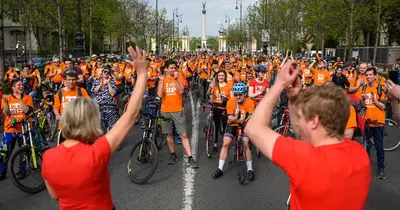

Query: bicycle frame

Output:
[21, 120, 38, 169]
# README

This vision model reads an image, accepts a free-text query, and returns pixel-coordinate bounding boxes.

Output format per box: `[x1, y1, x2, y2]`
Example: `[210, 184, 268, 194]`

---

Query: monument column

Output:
[201, 2, 207, 50]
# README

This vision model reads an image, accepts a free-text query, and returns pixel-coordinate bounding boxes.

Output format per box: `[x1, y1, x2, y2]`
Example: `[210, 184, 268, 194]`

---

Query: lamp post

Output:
[172, 8, 178, 52]
[155, 0, 160, 56]
[176, 13, 182, 52]
[74, 0, 85, 58]
[235, 0, 242, 54]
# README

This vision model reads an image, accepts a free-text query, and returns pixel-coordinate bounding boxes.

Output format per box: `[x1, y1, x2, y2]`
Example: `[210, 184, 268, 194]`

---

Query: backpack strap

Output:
[57, 88, 63, 105]
[78, 87, 82, 97]
[377, 84, 382, 100]
[361, 84, 367, 94]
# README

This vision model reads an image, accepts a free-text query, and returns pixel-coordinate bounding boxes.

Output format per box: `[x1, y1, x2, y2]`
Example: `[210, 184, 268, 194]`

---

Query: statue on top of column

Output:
[202, 1, 206, 14]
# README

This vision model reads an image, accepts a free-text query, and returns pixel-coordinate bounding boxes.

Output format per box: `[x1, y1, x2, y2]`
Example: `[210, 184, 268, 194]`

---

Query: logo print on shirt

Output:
[9, 103, 22, 116]
[165, 83, 177, 95]
[62, 96, 78, 109]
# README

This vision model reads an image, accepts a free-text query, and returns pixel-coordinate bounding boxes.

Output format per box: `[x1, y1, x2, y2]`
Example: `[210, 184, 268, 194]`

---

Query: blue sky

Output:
[148, 0, 256, 37]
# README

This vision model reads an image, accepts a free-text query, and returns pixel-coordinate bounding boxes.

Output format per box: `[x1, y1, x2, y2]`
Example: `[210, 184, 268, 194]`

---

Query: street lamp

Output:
[176, 13, 182, 52]
[156, 0, 160, 56]
[172, 8, 178, 52]
[74, 0, 85, 58]
[236, 0, 242, 54]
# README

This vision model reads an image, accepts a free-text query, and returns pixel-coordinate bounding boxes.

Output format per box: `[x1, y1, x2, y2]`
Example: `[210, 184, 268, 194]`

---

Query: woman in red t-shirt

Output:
[248, 65, 269, 106]
[42, 46, 148, 210]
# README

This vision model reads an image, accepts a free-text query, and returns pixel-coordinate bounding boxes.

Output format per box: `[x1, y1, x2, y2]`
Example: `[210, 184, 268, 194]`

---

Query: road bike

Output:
[273, 106, 296, 138]
[228, 124, 247, 185]
[202, 103, 225, 159]
[8, 113, 50, 193]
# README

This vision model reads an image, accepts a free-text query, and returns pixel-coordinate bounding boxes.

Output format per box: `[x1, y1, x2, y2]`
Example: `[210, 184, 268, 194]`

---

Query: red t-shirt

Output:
[272, 136, 370, 210]
[42, 136, 114, 210]
[249, 79, 269, 101]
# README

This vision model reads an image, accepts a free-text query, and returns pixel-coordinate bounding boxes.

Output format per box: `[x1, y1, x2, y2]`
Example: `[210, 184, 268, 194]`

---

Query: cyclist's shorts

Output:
[161, 111, 187, 135]
[224, 126, 247, 139]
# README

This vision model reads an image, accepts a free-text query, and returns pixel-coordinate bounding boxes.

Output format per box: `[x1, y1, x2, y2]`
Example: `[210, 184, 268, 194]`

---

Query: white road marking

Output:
[182, 92, 200, 210]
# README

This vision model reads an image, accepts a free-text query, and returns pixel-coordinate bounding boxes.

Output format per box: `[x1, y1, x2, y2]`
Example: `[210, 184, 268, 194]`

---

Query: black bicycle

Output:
[202, 103, 226, 158]
[228, 124, 247, 185]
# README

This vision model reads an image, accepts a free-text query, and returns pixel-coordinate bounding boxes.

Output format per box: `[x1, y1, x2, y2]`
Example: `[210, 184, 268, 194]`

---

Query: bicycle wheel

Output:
[236, 137, 247, 185]
[273, 125, 296, 138]
[127, 138, 159, 184]
[153, 119, 165, 150]
[205, 120, 216, 158]
[8, 146, 45, 193]
[49, 119, 58, 142]
[383, 119, 400, 151]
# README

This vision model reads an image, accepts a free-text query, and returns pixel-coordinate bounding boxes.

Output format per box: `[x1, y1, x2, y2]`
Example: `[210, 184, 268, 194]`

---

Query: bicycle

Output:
[127, 98, 165, 184]
[273, 106, 296, 138]
[7, 115, 50, 193]
[363, 119, 400, 151]
[202, 103, 226, 159]
[228, 124, 247, 185]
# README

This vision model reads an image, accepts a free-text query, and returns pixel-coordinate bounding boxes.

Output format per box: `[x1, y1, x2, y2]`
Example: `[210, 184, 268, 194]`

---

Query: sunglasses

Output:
[234, 93, 245, 97]
[65, 70, 77, 74]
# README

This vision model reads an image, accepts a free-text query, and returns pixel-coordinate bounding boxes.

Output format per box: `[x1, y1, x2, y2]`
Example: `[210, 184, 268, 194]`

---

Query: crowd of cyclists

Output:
[1, 44, 400, 208]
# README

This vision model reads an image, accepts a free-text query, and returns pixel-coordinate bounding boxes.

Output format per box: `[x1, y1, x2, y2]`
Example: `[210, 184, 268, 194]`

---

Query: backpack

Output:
[348, 94, 366, 135]
[57, 87, 83, 104]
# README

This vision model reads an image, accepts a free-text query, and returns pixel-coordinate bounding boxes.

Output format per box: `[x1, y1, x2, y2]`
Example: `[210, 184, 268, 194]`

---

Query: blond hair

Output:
[294, 83, 350, 139]
[61, 97, 103, 143]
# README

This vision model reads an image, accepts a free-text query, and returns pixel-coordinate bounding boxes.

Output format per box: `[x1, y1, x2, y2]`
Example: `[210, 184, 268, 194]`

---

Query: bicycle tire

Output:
[236, 137, 247, 185]
[127, 138, 159, 184]
[383, 119, 400, 151]
[273, 125, 296, 138]
[153, 119, 164, 150]
[205, 120, 216, 159]
[49, 119, 58, 142]
[8, 146, 46, 193]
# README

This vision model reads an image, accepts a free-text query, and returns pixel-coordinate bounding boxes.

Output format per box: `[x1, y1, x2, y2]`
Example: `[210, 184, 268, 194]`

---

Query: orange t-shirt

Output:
[54, 87, 90, 114]
[160, 77, 183, 112]
[92, 65, 104, 79]
[124, 65, 135, 80]
[5, 70, 19, 83]
[79, 63, 90, 78]
[226, 97, 254, 126]
[302, 68, 313, 84]
[31, 69, 41, 91]
[226, 70, 235, 86]
[235, 70, 247, 82]
[312, 69, 330, 86]
[353, 74, 367, 99]
[362, 83, 386, 125]
[343, 70, 358, 87]
[1, 94, 33, 133]
[346, 105, 357, 129]
[212, 83, 232, 104]
[52, 65, 64, 83]
[147, 67, 158, 88]
[272, 136, 370, 210]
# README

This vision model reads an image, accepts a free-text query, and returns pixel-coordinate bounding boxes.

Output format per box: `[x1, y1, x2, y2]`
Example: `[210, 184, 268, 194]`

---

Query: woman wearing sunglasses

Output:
[212, 82, 255, 181]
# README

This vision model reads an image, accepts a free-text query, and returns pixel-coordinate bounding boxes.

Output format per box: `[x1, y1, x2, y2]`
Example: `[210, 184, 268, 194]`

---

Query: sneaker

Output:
[212, 168, 223, 179]
[248, 170, 255, 181]
[377, 168, 386, 180]
[188, 158, 198, 168]
[168, 154, 178, 165]
[16, 171, 26, 180]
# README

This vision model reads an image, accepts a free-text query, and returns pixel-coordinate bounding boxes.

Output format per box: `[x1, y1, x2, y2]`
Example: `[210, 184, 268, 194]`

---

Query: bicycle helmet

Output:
[232, 82, 247, 94]
[255, 65, 267, 72]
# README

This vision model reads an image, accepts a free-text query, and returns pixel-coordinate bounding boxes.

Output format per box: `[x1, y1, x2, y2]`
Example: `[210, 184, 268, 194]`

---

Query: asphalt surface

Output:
[1, 93, 400, 210]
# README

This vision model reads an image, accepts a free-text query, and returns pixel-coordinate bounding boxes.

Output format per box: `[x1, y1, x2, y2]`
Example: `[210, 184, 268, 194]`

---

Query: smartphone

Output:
[389, 70, 399, 84]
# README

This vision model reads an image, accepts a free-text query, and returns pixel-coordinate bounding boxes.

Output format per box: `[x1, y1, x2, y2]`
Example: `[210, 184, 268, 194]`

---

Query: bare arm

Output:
[107, 81, 116, 96]
[19, 99, 30, 113]
[174, 79, 184, 94]
[105, 47, 148, 152]
[157, 78, 164, 98]
[44, 180, 58, 200]
[2, 101, 10, 116]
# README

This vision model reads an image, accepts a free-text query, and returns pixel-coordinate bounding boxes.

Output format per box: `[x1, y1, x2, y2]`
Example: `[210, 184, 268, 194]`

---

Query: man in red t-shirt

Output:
[245, 61, 370, 210]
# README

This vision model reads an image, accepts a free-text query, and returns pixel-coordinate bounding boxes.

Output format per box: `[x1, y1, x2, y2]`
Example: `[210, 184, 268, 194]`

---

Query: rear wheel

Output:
[127, 138, 159, 184]
[236, 137, 247, 185]
[205, 120, 216, 158]
[383, 119, 400, 151]
[8, 146, 45, 193]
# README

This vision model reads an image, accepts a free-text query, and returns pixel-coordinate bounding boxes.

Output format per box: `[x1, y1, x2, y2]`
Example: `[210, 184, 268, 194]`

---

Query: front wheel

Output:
[205, 120, 216, 159]
[153, 119, 165, 150]
[383, 119, 400, 151]
[127, 138, 159, 184]
[273, 125, 296, 138]
[236, 137, 247, 185]
[8, 146, 45, 193]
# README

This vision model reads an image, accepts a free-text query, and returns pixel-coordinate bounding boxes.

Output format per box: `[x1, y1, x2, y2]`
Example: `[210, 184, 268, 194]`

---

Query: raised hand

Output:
[274, 61, 299, 89]
[126, 46, 148, 78]
[387, 80, 400, 99]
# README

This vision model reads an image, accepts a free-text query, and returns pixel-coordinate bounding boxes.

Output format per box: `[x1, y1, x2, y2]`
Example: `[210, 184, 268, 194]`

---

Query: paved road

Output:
[1, 93, 400, 210]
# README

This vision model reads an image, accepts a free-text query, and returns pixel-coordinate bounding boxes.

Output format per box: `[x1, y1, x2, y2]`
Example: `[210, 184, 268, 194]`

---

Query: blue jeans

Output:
[0, 132, 26, 175]
[365, 126, 385, 169]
